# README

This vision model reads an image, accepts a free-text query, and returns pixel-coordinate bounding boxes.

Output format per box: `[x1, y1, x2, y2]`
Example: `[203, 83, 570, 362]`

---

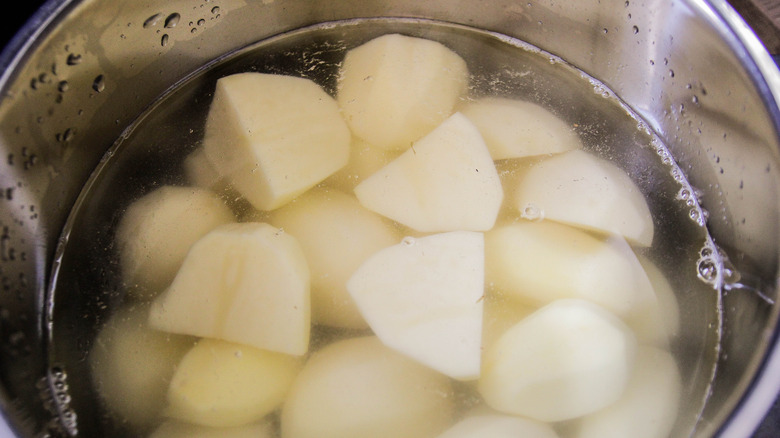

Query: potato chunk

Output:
[354, 112, 503, 232]
[116, 186, 234, 299]
[89, 305, 194, 427]
[624, 256, 681, 347]
[202, 72, 350, 211]
[149, 420, 272, 438]
[459, 97, 581, 160]
[165, 339, 301, 428]
[436, 414, 560, 438]
[348, 231, 485, 380]
[149, 222, 310, 356]
[478, 299, 637, 422]
[337, 33, 468, 151]
[281, 336, 454, 438]
[513, 149, 654, 246]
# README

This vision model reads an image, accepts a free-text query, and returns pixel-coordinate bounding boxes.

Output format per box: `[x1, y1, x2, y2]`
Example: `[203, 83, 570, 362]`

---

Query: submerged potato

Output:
[436, 414, 560, 438]
[149, 420, 273, 438]
[281, 336, 454, 438]
[337, 33, 468, 151]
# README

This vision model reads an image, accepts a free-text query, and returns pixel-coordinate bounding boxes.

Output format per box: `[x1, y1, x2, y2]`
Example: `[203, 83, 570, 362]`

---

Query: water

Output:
[44, 18, 722, 437]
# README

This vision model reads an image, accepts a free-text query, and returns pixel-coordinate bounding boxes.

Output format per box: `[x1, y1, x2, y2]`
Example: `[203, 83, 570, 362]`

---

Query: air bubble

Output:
[92, 75, 105, 93]
[143, 13, 164, 28]
[697, 259, 718, 283]
[165, 13, 181, 28]
[520, 203, 544, 221]
[161, 34, 169, 47]
[632, 25, 639, 34]
[211, 6, 220, 14]
[66, 53, 82, 66]
[402, 236, 416, 246]
[57, 81, 69, 93]
[197, 19, 206, 26]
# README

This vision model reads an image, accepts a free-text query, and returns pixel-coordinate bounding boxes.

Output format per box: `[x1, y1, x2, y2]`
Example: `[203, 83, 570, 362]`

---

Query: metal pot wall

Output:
[0, 0, 778, 436]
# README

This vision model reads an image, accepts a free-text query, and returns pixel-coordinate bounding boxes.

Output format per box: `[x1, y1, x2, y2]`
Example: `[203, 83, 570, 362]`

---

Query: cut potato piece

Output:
[513, 149, 654, 246]
[478, 299, 637, 422]
[436, 414, 559, 438]
[484, 221, 655, 317]
[347, 231, 484, 380]
[354, 112, 503, 232]
[572, 347, 682, 438]
[89, 304, 194, 428]
[459, 97, 581, 160]
[325, 137, 395, 192]
[149, 420, 273, 438]
[116, 185, 235, 299]
[281, 336, 454, 438]
[165, 339, 301, 428]
[624, 255, 681, 347]
[481, 290, 536, 355]
[337, 33, 468, 151]
[202, 72, 350, 211]
[183, 147, 229, 193]
[149, 222, 310, 356]
[269, 187, 400, 329]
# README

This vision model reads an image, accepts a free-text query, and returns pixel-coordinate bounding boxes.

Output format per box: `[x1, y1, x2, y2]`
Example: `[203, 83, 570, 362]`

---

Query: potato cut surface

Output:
[165, 339, 301, 428]
[625, 256, 681, 347]
[149, 222, 310, 356]
[347, 231, 485, 380]
[149, 420, 273, 438]
[478, 299, 637, 422]
[459, 97, 581, 160]
[203, 72, 350, 211]
[436, 414, 560, 438]
[354, 112, 503, 232]
[281, 336, 454, 438]
[337, 33, 468, 151]
[513, 149, 654, 246]
[269, 187, 400, 329]
[116, 185, 235, 299]
[325, 137, 395, 191]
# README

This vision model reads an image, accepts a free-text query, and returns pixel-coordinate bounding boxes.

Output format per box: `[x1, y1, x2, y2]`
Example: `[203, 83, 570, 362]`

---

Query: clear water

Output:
[44, 18, 722, 437]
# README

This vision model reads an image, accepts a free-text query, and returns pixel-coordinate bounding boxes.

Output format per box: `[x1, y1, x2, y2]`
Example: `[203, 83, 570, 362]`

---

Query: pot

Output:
[0, 0, 778, 436]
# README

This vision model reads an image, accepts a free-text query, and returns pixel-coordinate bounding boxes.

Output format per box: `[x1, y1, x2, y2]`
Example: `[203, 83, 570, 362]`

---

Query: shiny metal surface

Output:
[0, 0, 778, 436]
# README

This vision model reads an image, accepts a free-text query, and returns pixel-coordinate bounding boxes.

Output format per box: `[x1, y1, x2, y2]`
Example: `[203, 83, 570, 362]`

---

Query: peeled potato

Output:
[337, 33, 468, 151]
[89, 304, 194, 428]
[436, 414, 560, 438]
[183, 147, 229, 193]
[354, 112, 503, 233]
[347, 231, 485, 380]
[269, 187, 400, 329]
[149, 222, 310, 356]
[459, 97, 581, 160]
[325, 137, 395, 192]
[572, 346, 682, 438]
[513, 149, 654, 246]
[484, 221, 655, 317]
[202, 72, 350, 211]
[481, 290, 536, 355]
[281, 336, 454, 438]
[149, 420, 273, 438]
[115, 185, 235, 299]
[478, 299, 637, 422]
[624, 255, 681, 347]
[165, 339, 301, 428]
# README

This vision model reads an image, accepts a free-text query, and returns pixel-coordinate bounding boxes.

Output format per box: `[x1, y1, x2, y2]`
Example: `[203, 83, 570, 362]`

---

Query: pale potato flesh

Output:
[436, 414, 560, 438]
[149, 420, 273, 438]
[165, 339, 301, 428]
[149, 222, 310, 356]
[337, 33, 468, 151]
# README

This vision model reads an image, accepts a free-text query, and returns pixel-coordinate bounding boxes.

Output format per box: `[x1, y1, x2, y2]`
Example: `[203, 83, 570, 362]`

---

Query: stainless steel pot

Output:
[0, 0, 778, 436]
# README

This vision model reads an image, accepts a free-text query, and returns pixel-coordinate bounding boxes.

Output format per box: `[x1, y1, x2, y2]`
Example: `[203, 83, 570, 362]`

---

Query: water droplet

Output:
[197, 19, 206, 26]
[602, 28, 608, 34]
[57, 81, 69, 93]
[143, 13, 164, 28]
[669, 69, 675, 78]
[632, 25, 639, 34]
[92, 75, 105, 93]
[697, 259, 718, 282]
[692, 95, 699, 104]
[211, 6, 220, 14]
[66, 53, 82, 66]
[520, 203, 544, 221]
[165, 13, 181, 28]
[402, 236, 416, 246]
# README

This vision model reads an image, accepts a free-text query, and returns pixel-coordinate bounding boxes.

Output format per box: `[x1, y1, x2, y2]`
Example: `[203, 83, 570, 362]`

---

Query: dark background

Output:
[0, 1, 779, 437]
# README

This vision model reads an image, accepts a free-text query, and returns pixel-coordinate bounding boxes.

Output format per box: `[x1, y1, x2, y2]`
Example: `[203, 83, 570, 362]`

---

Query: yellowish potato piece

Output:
[572, 346, 682, 438]
[481, 290, 536, 355]
[624, 255, 681, 347]
[116, 185, 235, 299]
[183, 147, 229, 193]
[513, 149, 654, 247]
[436, 414, 560, 438]
[89, 304, 194, 428]
[202, 72, 350, 211]
[149, 420, 273, 438]
[149, 222, 310, 356]
[281, 336, 454, 438]
[459, 97, 581, 160]
[354, 112, 503, 233]
[165, 339, 301, 428]
[478, 299, 637, 422]
[269, 187, 399, 329]
[484, 221, 655, 317]
[337, 33, 468, 151]
[347, 231, 485, 380]
[325, 137, 395, 192]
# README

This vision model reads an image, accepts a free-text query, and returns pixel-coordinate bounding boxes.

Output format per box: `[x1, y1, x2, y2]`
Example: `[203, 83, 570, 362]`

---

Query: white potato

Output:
[347, 231, 484, 380]
[436, 414, 559, 438]
[354, 112, 503, 232]
[149, 222, 310, 356]
[202, 72, 350, 211]
[513, 149, 654, 246]
[281, 336, 454, 438]
[337, 33, 468, 151]
[325, 136, 395, 192]
[165, 339, 301, 428]
[269, 187, 400, 329]
[478, 299, 637, 422]
[116, 185, 235, 299]
[89, 305, 194, 428]
[572, 346, 682, 438]
[459, 97, 581, 160]
[149, 420, 272, 438]
[481, 290, 536, 355]
[484, 221, 655, 317]
[183, 147, 229, 193]
[624, 255, 681, 347]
